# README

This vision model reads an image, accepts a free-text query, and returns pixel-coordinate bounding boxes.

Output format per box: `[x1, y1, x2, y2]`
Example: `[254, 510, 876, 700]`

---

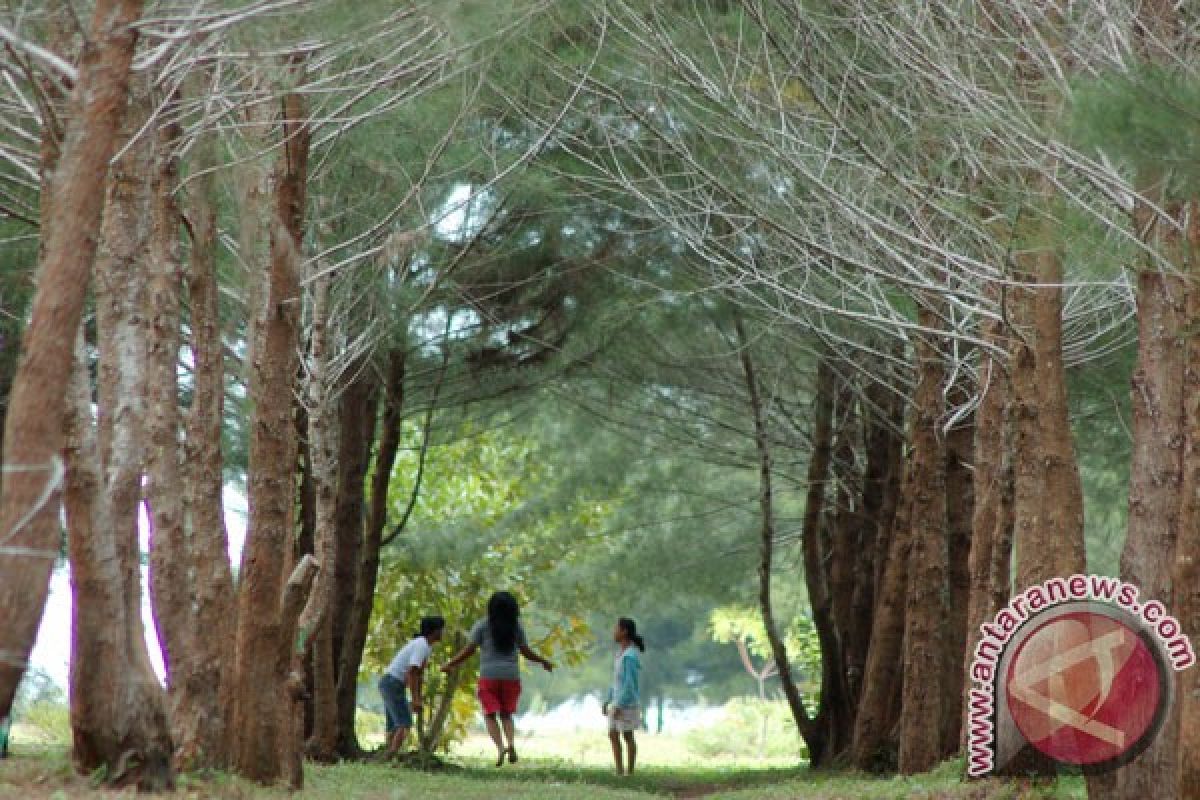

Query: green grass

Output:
[0, 744, 1088, 800]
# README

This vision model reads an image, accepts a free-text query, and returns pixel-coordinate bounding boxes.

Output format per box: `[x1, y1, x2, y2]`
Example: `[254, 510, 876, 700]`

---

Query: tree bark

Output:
[335, 349, 404, 758]
[811, 371, 854, 761]
[302, 273, 340, 765]
[176, 94, 237, 769]
[64, 332, 174, 790]
[961, 289, 1014, 748]
[848, 381, 904, 710]
[1113, 9, 1187, 797]
[0, 0, 145, 717]
[828, 387, 861, 714]
[851, 453, 914, 771]
[1111, 273, 1186, 799]
[229, 82, 311, 785]
[280, 556, 318, 788]
[897, 304, 949, 775]
[1175, 203, 1200, 800]
[735, 318, 826, 764]
[1009, 245, 1087, 589]
[940, 404, 974, 756]
[141, 91, 197, 769]
[311, 369, 377, 760]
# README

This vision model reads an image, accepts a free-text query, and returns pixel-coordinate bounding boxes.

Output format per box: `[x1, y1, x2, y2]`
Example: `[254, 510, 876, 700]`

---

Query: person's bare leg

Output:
[609, 730, 624, 775]
[385, 726, 409, 757]
[623, 731, 637, 774]
[484, 714, 506, 766]
[501, 714, 518, 762]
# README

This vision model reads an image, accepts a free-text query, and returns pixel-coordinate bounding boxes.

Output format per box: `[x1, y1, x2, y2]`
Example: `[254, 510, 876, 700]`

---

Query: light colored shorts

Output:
[608, 706, 641, 734]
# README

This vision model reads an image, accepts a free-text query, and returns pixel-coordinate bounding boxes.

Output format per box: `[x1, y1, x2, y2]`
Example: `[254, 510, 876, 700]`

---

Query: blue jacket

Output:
[605, 647, 641, 708]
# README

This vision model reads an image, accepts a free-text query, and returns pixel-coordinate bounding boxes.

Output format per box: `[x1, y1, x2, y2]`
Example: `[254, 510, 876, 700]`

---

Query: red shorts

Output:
[477, 678, 521, 716]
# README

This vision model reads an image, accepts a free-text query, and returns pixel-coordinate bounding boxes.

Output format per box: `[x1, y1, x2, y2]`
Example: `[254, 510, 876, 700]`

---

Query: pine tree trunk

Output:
[848, 382, 904, 711]
[1175, 202, 1200, 800]
[1009, 246, 1087, 589]
[302, 273, 341, 765]
[940, 405, 974, 756]
[286, 273, 338, 787]
[897, 304, 949, 775]
[336, 350, 404, 758]
[1112, 9, 1187, 797]
[310, 371, 377, 761]
[851, 455, 914, 771]
[64, 333, 174, 790]
[229, 83, 311, 785]
[1006, 241, 1089, 783]
[961, 290, 1014, 748]
[1110, 270, 1186, 800]
[736, 318, 825, 764]
[178, 98, 236, 769]
[0, 0, 145, 717]
[141, 91, 196, 769]
[67, 105, 175, 782]
[828, 390, 862, 714]
[811, 375, 854, 761]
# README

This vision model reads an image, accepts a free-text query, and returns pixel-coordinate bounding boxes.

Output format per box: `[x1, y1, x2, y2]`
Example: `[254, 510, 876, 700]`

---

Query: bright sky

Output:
[27, 484, 248, 690]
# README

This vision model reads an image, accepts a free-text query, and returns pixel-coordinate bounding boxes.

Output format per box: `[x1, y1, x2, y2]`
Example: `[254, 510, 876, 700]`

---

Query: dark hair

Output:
[416, 615, 445, 639]
[618, 617, 645, 652]
[487, 591, 520, 653]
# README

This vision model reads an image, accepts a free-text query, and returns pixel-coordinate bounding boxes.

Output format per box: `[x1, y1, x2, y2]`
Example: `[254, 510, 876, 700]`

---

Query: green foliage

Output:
[11, 701, 71, 747]
[709, 607, 818, 671]
[364, 418, 606, 746]
[683, 699, 805, 761]
[1071, 67, 1200, 193]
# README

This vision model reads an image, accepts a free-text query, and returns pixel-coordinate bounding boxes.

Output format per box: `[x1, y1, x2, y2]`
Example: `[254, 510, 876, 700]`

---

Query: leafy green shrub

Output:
[355, 708, 387, 749]
[683, 698, 806, 761]
[15, 701, 71, 746]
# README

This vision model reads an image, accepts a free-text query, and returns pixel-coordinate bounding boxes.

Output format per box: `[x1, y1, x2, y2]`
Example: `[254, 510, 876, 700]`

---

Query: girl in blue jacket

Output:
[602, 617, 645, 775]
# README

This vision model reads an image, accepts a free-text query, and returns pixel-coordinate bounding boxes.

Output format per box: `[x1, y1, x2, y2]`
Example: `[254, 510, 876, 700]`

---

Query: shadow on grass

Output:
[443, 757, 808, 798]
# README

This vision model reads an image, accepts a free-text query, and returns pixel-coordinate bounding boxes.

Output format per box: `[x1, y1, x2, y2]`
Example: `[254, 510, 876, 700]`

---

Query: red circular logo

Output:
[1005, 610, 1167, 766]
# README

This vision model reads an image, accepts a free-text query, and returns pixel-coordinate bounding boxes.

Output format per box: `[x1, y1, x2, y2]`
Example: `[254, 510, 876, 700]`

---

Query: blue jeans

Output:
[378, 674, 412, 734]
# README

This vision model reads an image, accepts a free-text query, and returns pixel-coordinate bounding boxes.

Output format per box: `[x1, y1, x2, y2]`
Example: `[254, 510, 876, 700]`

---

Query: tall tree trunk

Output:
[1005, 236, 1089, 784]
[897, 304, 949, 775]
[961, 289, 1014, 747]
[312, 369, 378, 760]
[828, 387, 861, 717]
[851, 453, 914, 771]
[811, 374, 854, 761]
[1175, 203, 1200, 800]
[1111, 273, 1186, 799]
[229, 82, 311, 785]
[287, 273, 338, 787]
[0, 0, 144, 717]
[940, 404, 974, 756]
[848, 382, 904, 710]
[64, 333, 174, 790]
[735, 318, 826, 764]
[141, 91, 197, 771]
[176, 94, 236, 769]
[1009, 245, 1087, 589]
[335, 350, 404, 758]
[302, 273, 341, 764]
[1112, 10, 1187, 797]
[68, 104, 176, 783]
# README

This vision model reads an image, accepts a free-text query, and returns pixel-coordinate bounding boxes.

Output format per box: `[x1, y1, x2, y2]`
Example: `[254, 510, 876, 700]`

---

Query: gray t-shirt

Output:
[469, 618, 528, 680]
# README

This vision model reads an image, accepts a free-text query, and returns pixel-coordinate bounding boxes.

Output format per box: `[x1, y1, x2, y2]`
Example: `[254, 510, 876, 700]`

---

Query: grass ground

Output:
[0, 741, 1087, 800]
